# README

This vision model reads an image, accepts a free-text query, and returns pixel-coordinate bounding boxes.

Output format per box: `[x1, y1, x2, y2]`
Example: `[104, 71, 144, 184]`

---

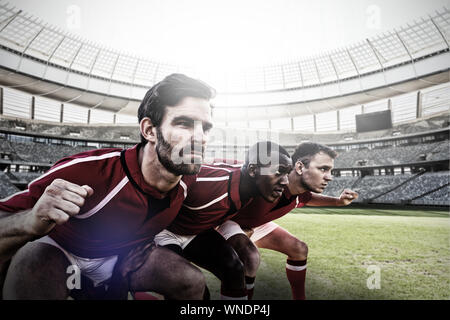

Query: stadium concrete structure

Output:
[0, 3, 449, 206]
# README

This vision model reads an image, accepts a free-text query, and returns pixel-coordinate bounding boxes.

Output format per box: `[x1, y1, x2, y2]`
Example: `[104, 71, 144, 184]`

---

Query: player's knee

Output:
[227, 234, 259, 276]
[242, 245, 260, 275]
[175, 265, 206, 299]
[223, 253, 245, 279]
[6, 242, 47, 283]
[3, 242, 70, 299]
[290, 240, 308, 260]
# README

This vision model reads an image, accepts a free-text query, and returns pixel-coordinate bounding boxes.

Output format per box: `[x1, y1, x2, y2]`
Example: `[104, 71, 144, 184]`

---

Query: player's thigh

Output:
[128, 246, 204, 293]
[254, 225, 305, 257]
[3, 241, 71, 299]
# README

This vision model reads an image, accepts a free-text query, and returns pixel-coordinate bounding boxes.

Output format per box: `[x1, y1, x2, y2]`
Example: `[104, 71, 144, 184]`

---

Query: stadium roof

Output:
[0, 2, 449, 119]
[0, 3, 449, 93]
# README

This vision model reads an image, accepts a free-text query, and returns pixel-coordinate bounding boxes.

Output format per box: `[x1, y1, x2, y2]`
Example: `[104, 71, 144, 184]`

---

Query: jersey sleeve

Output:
[0, 151, 119, 213]
[205, 158, 244, 166]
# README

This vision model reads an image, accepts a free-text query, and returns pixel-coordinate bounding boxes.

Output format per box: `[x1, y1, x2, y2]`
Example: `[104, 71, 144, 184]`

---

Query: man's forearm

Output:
[0, 210, 38, 263]
[306, 193, 341, 207]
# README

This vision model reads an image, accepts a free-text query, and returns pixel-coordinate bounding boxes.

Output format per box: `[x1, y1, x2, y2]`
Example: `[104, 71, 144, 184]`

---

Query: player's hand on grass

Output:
[338, 189, 358, 206]
[25, 179, 94, 236]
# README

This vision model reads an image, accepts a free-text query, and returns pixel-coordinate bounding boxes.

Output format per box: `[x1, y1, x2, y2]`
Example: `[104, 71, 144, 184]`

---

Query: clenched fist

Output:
[337, 189, 359, 206]
[25, 179, 94, 236]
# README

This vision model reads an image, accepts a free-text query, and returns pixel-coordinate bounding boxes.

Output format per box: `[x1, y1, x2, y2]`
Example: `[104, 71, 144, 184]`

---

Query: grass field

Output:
[201, 206, 450, 300]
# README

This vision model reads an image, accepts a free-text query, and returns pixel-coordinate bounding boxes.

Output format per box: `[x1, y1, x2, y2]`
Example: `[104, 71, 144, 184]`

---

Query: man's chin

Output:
[262, 194, 279, 203]
[185, 163, 202, 175]
[175, 163, 202, 175]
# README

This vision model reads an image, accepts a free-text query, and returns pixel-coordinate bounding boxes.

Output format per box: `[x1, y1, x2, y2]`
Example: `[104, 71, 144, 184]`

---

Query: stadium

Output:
[0, 0, 448, 301]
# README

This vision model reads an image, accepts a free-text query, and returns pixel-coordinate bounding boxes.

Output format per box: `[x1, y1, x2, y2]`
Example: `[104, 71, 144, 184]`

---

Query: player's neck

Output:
[287, 171, 307, 195]
[239, 170, 256, 204]
[139, 143, 181, 194]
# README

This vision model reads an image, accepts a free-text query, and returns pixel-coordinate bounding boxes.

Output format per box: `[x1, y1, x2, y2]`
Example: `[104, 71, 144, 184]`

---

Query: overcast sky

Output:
[7, 0, 450, 69]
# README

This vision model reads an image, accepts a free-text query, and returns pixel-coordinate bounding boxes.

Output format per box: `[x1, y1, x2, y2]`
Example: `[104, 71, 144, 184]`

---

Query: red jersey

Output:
[232, 188, 312, 229]
[168, 163, 243, 235]
[0, 144, 191, 258]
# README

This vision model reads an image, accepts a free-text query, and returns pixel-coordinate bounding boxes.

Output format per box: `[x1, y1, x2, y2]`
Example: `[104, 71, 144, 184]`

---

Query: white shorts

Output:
[216, 220, 279, 242]
[33, 236, 118, 287]
[153, 229, 196, 250]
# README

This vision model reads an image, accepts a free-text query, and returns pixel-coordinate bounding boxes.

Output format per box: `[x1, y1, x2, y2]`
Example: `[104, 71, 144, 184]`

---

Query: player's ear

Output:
[295, 160, 304, 175]
[140, 117, 157, 143]
[248, 164, 258, 178]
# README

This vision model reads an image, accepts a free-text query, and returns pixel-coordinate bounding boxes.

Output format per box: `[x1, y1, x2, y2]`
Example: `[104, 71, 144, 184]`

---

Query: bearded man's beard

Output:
[155, 128, 203, 175]
[299, 175, 323, 194]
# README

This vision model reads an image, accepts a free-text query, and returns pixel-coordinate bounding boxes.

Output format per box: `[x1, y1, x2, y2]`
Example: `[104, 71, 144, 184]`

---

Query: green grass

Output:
[201, 207, 450, 300]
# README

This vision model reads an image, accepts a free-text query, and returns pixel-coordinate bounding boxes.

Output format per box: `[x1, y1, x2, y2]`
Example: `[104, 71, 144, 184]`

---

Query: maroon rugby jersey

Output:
[232, 188, 312, 229]
[0, 144, 191, 258]
[168, 162, 243, 235]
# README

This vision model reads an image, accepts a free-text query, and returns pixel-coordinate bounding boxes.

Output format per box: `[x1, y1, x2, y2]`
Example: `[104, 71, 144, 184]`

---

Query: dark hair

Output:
[137, 73, 216, 144]
[244, 141, 291, 168]
[291, 142, 337, 167]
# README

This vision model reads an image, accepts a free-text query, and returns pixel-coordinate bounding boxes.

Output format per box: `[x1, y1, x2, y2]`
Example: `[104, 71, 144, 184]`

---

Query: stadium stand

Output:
[412, 184, 450, 206]
[7, 141, 92, 164]
[0, 4, 448, 207]
[0, 171, 19, 199]
[322, 171, 450, 205]
[373, 171, 450, 204]
[1, 115, 448, 206]
[322, 176, 361, 197]
[333, 140, 449, 168]
[325, 175, 410, 201]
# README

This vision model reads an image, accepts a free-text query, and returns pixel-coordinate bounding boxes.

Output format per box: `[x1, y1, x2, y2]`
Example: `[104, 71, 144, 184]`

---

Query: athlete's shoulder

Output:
[180, 159, 242, 194]
[53, 147, 123, 166]
[199, 159, 242, 176]
[37, 147, 125, 187]
[207, 158, 243, 166]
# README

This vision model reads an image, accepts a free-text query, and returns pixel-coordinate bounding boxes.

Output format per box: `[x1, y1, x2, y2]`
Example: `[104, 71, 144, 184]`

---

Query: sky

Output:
[6, 0, 450, 70]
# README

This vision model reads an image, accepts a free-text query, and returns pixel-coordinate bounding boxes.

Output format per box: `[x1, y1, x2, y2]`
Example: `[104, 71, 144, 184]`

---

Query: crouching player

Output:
[0, 74, 215, 299]
[217, 142, 358, 299]
[153, 141, 292, 300]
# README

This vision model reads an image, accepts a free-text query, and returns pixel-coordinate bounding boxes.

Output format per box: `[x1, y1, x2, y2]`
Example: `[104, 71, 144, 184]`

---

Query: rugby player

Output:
[0, 74, 215, 299]
[217, 142, 358, 299]
[153, 141, 292, 300]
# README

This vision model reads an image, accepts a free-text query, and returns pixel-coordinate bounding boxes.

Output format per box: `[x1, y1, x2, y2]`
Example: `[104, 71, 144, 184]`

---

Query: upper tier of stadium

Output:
[1, 113, 448, 166]
[0, 3, 449, 122]
[1, 115, 448, 205]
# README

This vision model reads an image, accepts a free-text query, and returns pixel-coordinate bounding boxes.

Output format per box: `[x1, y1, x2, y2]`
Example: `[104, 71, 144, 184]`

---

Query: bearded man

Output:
[0, 74, 215, 300]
